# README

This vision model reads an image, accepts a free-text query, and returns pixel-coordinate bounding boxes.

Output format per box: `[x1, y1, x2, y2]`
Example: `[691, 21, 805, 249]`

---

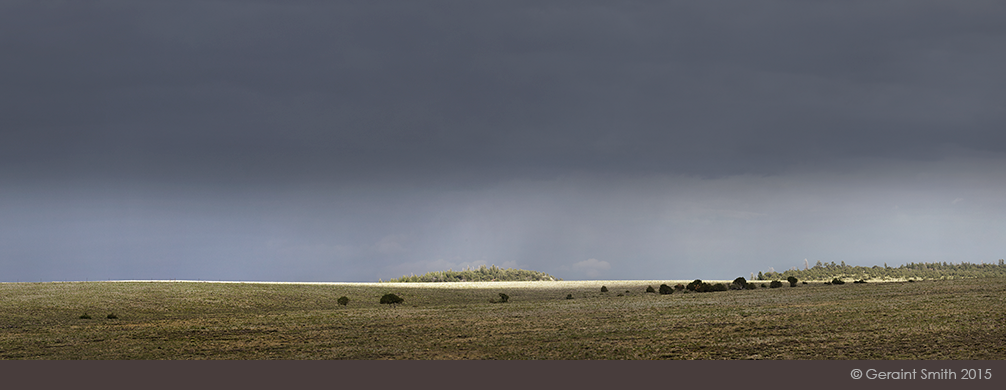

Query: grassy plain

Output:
[1, 278, 1004, 359]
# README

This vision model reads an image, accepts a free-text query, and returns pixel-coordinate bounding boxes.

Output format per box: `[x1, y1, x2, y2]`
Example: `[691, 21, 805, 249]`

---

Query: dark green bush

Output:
[831, 278, 846, 285]
[106, 313, 118, 319]
[645, 285, 656, 293]
[853, 279, 867, 284]
[761, 283, 767, 288]
[337, 296, 349, 306]
[658, 284, 673, 294]
[674, 284, 685, 291]
[79, 313, 91, 319]
[498, 293, 509, 303]
[787, 276, 798, 287]
[686, 280, 703, 291]
[600, 286, 608, 292]
[745, 282, 758, 290]
[733, 277, 747, 288]
[380, 293, 404, 305]
[566, 294, 574, 300]
[769, 280, 783, 288]
[711, 283, 728, 291]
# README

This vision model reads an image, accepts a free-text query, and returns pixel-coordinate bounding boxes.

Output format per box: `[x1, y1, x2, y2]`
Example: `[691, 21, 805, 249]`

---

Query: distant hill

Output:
[385, 265, 560, 282]
[756, 259, 1006, 282]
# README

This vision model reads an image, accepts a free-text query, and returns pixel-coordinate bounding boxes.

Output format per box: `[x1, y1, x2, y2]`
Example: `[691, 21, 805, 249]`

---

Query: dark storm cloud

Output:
[3, 1, 1005, 282]
[4, 1, 1004, 186]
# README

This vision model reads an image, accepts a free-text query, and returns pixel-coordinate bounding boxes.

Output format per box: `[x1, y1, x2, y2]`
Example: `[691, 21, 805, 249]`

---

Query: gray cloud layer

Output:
[2, 1, 1004, 281]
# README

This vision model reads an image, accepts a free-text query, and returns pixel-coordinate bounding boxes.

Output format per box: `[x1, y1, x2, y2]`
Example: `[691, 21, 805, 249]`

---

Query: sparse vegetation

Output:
[2, 278, 1005, 359]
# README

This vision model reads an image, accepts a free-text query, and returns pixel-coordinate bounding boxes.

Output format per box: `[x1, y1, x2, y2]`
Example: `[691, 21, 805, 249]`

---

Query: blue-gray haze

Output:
[2, 1, 1004, 282]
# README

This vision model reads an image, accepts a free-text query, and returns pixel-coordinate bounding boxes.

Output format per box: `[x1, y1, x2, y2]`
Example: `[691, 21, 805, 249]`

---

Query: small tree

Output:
[600, 286, 608, 292]
[337, 296, 349, 306]
[769, 280, 783, 288]
[658, 284, 673, 295]
[787, 276, 798, 287]
[645, 285, 656, 293]
[380, 293, 404, 305]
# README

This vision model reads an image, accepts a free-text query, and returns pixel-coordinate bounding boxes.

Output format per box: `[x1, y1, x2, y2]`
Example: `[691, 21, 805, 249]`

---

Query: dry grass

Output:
[1, 278, 1003, 359]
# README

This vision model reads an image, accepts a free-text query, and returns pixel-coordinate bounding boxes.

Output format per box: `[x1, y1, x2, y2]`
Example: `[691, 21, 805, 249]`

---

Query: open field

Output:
[1, 278, 1004, 359]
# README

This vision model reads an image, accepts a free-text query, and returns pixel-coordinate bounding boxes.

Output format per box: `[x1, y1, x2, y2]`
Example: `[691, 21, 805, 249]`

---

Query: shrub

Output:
[711, 283, 728, 292]
[787, 276, 798, 287]
[566, 294, 574, 300]
[686, 280, 703, 291]
[831, 278, 845, 285]
[380, 293, 404, 305]
[674, 284, 685, 291]
[733, 277, 747, 288]
[761, 283, 767, 288]
[600, 286, 608, 292]
[658, 284, 673, 295]
[498, 293, 509, 303]
[337, 296, 349, 306]
[908, 279, 915, 283]
[79, 313, 91, 319]
[106, 313, 118, 319]
[853, 279, 867, 284]
[745, 282, 758, 290]
[645, 286, 656, 293]
[769, 280, 783, 288]
[802, 281, 808, 284]
[616, 293, 624, 297]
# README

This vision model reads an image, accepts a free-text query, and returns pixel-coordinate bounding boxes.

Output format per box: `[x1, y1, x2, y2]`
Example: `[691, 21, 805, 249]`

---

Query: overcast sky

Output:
[2, 1, 1005, 282]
